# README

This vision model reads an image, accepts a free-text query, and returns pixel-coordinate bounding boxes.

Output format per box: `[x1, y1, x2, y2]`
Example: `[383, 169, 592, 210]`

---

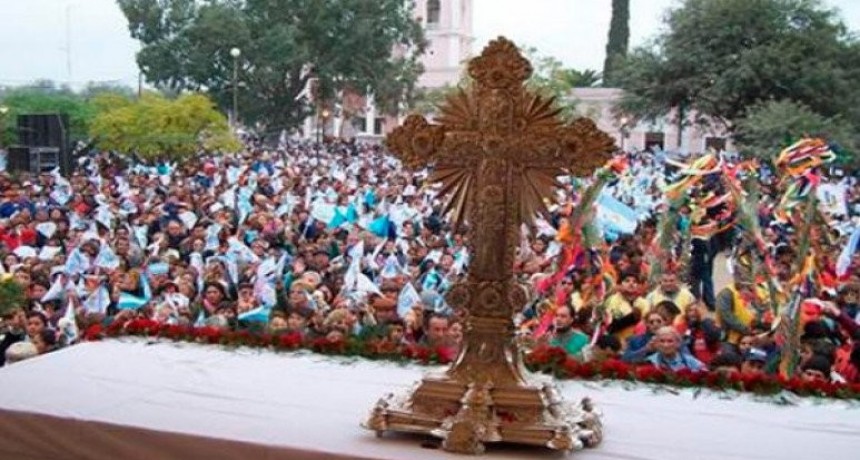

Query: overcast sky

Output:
[0, 0, 858, 89]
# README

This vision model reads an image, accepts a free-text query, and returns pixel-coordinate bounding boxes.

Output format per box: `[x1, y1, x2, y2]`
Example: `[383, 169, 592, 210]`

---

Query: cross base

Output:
[364, 371, 602, 455]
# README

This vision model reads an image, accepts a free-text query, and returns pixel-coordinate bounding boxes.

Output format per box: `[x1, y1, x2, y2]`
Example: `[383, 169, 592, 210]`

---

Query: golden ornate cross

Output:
[367, 37, 615, 455]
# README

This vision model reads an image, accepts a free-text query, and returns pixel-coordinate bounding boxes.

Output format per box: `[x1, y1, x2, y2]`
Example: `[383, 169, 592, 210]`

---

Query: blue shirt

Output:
[647, 351, 706, 372]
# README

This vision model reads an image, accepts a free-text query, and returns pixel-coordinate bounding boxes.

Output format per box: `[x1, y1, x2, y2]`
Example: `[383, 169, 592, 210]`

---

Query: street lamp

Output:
[619, 116, 630, 152]
[230, 47, 241, 125]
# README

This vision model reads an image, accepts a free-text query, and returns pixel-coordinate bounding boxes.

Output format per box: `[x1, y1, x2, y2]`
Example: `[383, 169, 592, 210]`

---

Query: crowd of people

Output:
[0, 139, 858, 388]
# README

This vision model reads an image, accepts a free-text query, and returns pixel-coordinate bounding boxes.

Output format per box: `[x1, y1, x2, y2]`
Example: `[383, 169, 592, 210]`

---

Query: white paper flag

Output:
[36, 222, 58, 238]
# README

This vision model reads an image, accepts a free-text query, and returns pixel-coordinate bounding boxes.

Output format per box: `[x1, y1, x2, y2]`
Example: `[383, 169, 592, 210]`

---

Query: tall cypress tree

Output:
[603, 0, 630, 87]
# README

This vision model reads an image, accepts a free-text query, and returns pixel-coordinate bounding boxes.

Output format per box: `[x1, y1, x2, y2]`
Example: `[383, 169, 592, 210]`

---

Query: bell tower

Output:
[415, 0, 474, 88]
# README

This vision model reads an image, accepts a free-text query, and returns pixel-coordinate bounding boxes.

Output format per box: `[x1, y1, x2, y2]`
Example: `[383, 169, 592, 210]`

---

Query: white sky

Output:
[0, 0, 858, 89]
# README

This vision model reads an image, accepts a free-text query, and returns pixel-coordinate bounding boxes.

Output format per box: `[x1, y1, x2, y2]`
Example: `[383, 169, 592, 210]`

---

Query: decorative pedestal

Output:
[365, 372, 602, 455]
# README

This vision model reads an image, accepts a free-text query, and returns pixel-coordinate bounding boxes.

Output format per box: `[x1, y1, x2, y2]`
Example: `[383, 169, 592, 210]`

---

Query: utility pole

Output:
[65, 4, 73, 83]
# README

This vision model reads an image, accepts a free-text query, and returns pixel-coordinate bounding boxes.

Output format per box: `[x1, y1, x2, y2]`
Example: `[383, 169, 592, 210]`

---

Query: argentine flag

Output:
[595, 191, 639, 235]
[117, 292, 149, 310]
[238, 306, 272, 323]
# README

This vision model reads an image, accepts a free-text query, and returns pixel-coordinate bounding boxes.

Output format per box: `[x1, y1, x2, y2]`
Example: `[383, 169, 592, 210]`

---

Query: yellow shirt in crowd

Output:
[645, 287, 696, 313]
[604, 293, 649, 342]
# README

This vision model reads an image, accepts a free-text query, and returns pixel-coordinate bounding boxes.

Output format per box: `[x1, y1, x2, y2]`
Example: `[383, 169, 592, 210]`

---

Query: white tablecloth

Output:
[0, 340, 857, 460]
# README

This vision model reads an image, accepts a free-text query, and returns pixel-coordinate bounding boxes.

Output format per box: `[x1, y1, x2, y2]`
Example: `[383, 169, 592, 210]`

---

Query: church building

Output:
[314, 0, 474, 141]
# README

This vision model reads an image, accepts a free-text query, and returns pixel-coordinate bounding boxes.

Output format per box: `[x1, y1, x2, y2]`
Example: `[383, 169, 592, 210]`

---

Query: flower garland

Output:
[524, 345, 860, 401]
[84, 319, 455, 365]
[83, 320, 860, 402]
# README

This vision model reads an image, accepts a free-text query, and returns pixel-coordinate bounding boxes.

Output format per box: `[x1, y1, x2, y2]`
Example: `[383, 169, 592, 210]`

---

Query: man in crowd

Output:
[549, 305, 589, 359]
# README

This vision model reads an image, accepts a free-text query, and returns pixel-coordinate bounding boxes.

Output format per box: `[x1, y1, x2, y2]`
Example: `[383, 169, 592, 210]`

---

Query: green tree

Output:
[118, 0, 426, 132]
[615, 0, 860, 134]
[79, 82, 136, 100]
[411, 84, 458, 116]
[89, 92, 240, 160]
[734, 99, 857, 160]
[0, 82, 96, 145]
[603, 0, 630, 87]
[524, 46, 601, 95]
[523, 47, 600, 120]
[0, 276, 26, 318]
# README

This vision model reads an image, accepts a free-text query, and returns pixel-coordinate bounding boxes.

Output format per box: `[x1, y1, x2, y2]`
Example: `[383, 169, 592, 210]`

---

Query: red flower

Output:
[90, 316, 860, 401]
[82, 323, 104, 341]
[276, 331, 303, 349]
[365, 339, 398, 356]
[434, 345, 456, 364]
[105, 320, 125, 337]
[704, 371, 732, 389]
[807, 379, 837, 396]
[686, 370, 707, 386]
[258, 333, 274, 347]
[674, 368, 696, 385]
[784, 377, 806, 393]
[193, 326, 223, 344]
[635, 364, 666, 383]
[233, 330, 253, 345]
[573, 361, 597, 379]
[599, 359, 632, 379]
[402, 344, 432, 363]
[310, 336, 346, 354]
[125, 318, 160, 336]
[737, 373, 768, 392]
[162, 324, 187, 340]
[525, 346, 556, 372]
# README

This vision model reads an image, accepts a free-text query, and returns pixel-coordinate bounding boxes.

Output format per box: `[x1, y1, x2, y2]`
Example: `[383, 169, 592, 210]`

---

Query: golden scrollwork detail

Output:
[507, 282, 529, 314]
[446, 282, 472, 311]
[385, 115, 446, 170]
[480, 185, 504, 204]
[468, 37, 533, 90]
[473, 282, 505, 317]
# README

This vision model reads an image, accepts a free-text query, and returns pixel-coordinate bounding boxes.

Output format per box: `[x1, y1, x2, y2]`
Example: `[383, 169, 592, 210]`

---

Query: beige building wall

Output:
[570, 88, 734, 154]
[414, 0, 474, 89]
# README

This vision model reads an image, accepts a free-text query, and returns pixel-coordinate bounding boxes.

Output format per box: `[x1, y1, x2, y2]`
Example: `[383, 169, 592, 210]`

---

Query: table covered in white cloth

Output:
[0, 340, 857, 460]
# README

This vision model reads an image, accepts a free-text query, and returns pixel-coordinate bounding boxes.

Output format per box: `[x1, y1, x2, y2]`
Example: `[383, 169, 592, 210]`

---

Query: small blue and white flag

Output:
[58, 298, 79, 344]
[95, 245, 121, 270]
[64, 248, 91, 276]
[83, 286, 110, 315]
[238, 305, 272, 323]
[397, 282, 421, 319]
[837, 225, 860, 277]
[117, 292, 149, 310]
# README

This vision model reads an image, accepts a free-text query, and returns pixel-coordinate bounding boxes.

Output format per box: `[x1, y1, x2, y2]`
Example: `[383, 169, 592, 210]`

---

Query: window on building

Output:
[645, 132, 665, 152]
[351, 117, 366, 133]
[427, 0, 441, 28]
[704, 137, 727, 152]
[374, 118, 385, 135]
